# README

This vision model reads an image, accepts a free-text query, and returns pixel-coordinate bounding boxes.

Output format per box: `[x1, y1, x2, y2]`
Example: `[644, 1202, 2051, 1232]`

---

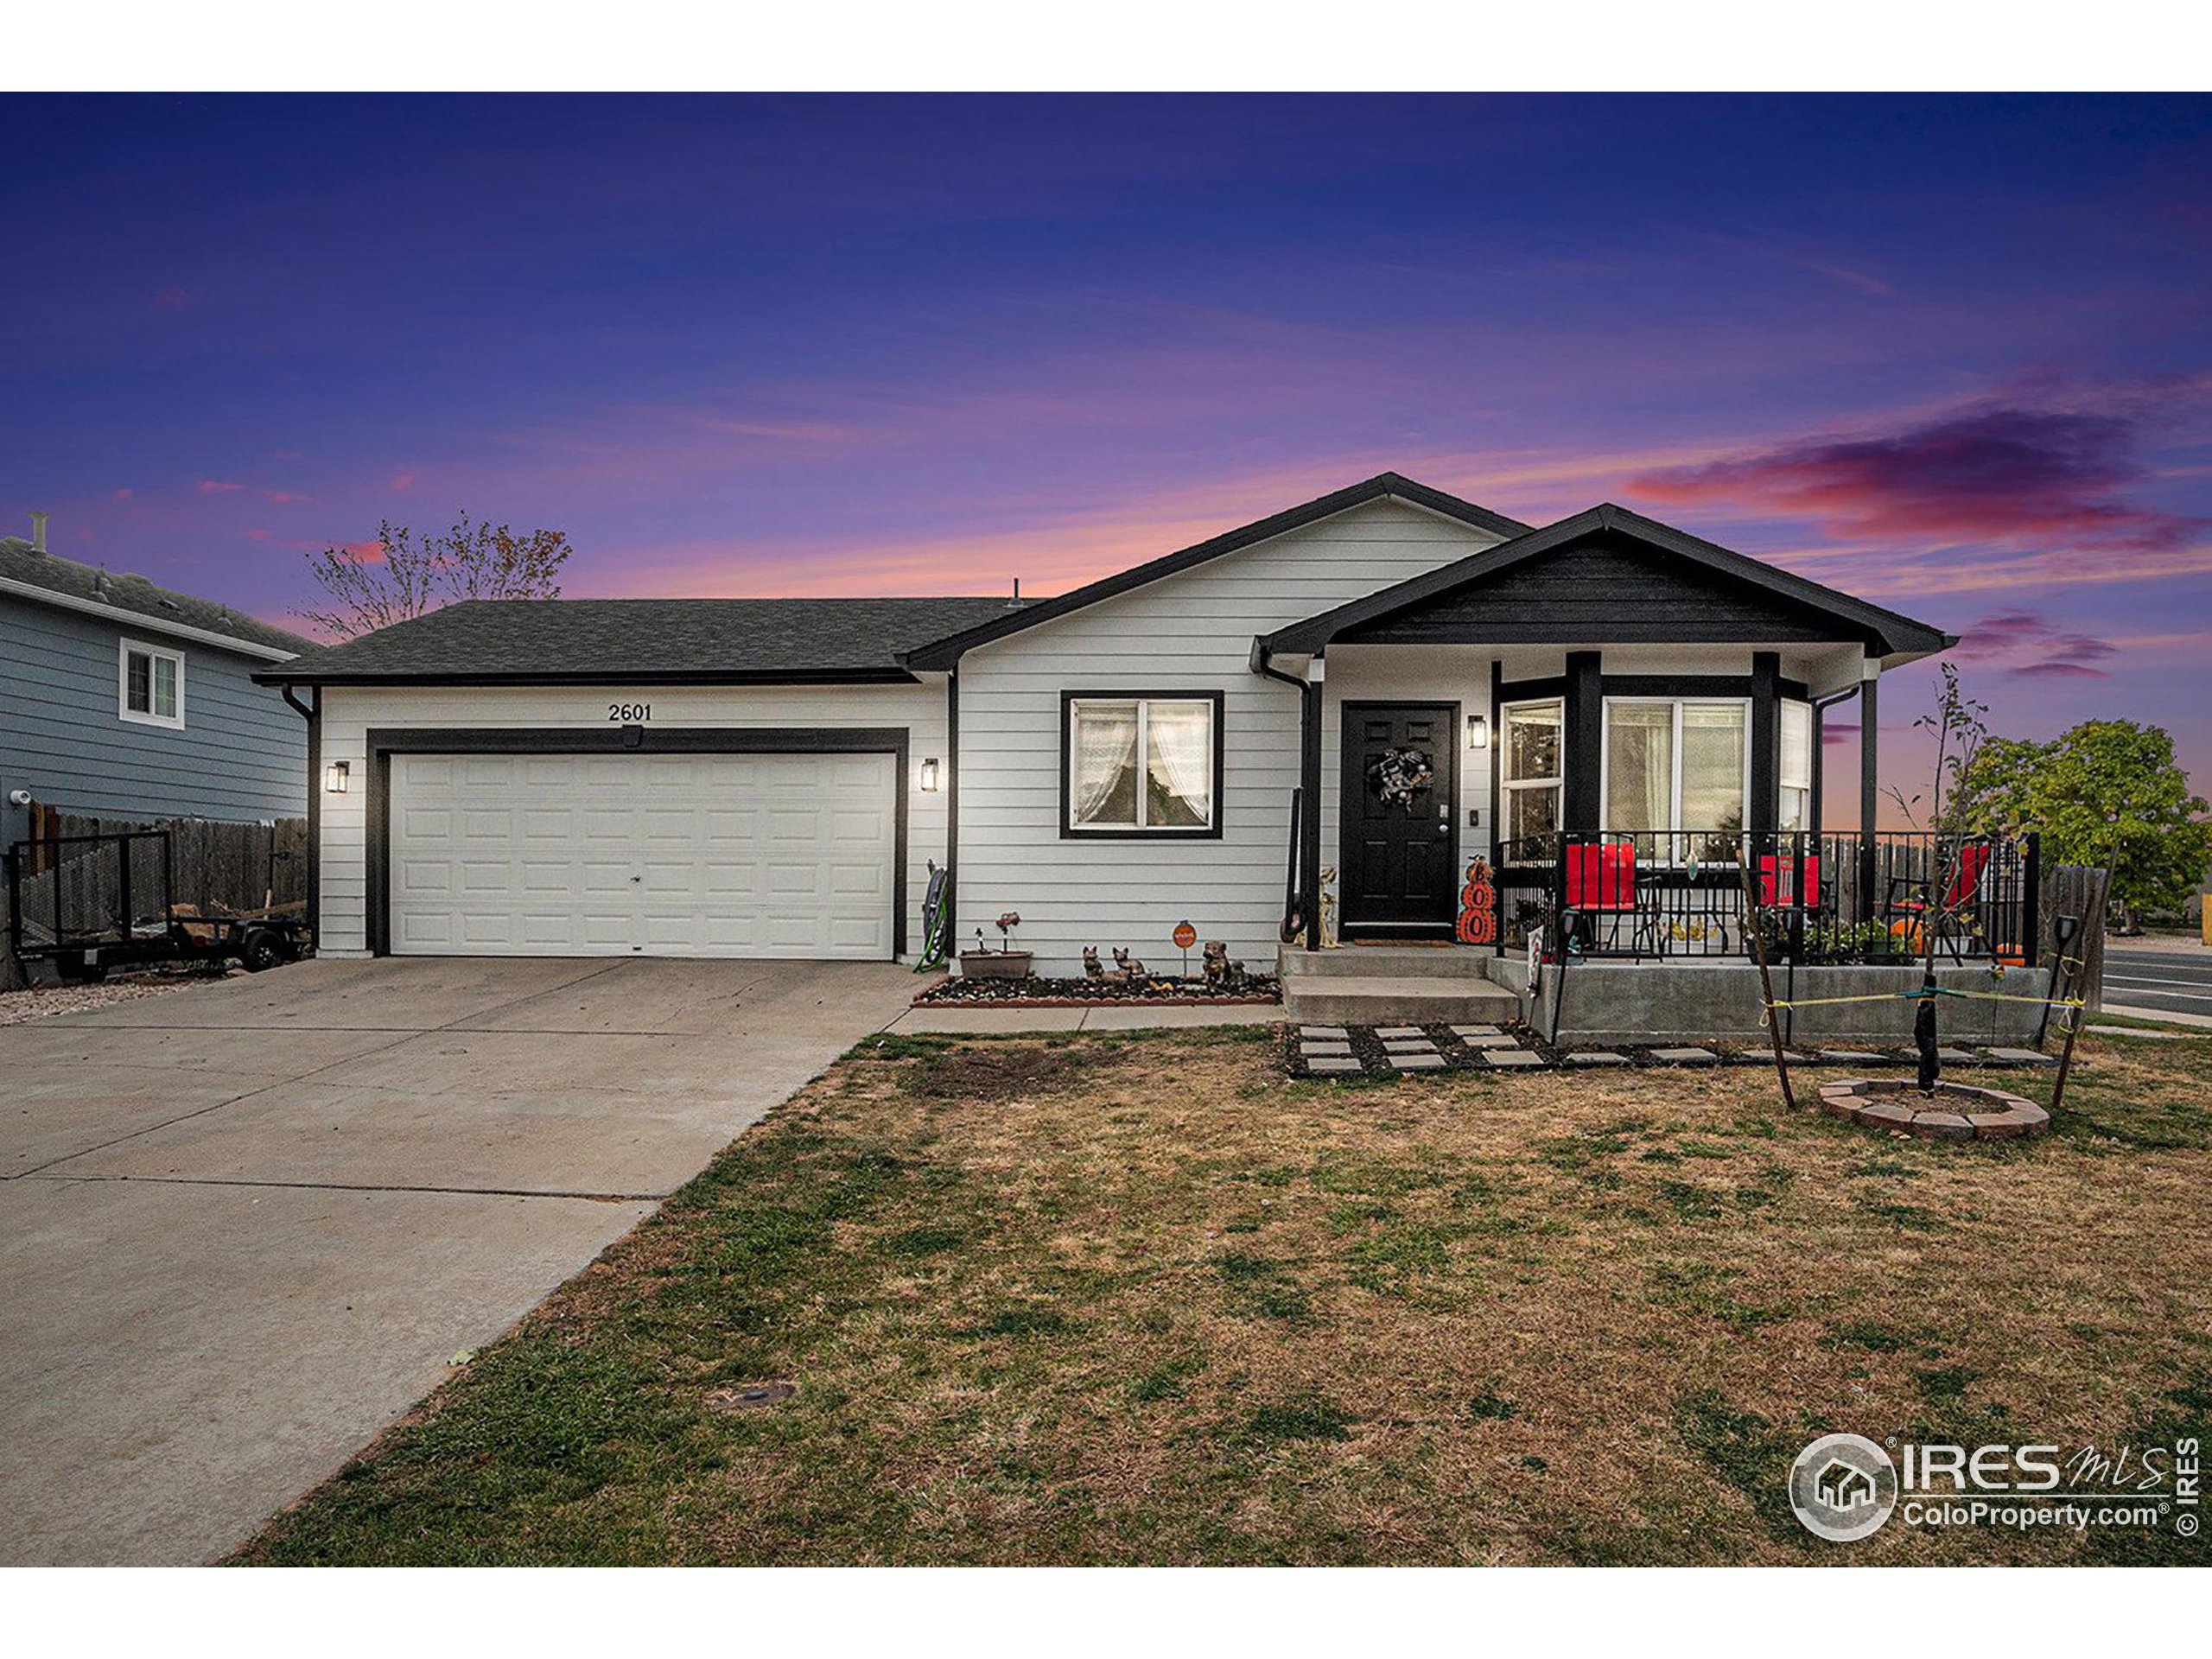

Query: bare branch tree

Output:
[297, 513, 571, 639]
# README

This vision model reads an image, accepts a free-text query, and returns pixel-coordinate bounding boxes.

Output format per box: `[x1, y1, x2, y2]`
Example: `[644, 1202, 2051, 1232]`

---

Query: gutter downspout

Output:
[1254, 641, 1324, 951]
[281, 683, 321, 950]
[944, 665, 959, 950]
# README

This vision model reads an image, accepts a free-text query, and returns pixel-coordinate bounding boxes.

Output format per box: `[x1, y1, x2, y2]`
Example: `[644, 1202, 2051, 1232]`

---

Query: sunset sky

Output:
[4, 94, 2209, 802]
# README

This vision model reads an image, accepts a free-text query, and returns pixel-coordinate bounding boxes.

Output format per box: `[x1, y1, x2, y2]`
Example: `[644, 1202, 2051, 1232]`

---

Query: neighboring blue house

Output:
[0, 515, 311, 857]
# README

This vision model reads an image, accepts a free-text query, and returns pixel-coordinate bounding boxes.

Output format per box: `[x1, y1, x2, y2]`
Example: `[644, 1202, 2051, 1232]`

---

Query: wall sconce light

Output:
[324, 760, 350, 794]
[919, 758, 941, 792]
[1465, 715, 1491, 750]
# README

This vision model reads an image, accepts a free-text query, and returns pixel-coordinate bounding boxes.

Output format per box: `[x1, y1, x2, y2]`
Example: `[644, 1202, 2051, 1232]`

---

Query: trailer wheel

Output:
[239, 928, 287, 973]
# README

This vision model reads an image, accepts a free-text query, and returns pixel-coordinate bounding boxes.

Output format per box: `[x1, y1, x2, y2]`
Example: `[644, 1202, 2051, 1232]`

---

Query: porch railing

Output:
[1493, 830, 2040, 968]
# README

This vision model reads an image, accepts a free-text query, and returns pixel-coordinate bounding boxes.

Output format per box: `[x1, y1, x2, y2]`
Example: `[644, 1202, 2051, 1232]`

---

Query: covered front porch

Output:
[1251, 504, 2041, 1035]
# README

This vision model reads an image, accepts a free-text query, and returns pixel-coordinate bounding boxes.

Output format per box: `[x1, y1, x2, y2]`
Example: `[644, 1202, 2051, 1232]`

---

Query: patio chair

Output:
[1885, 838, 1993, 963]
[1564, 836, 1662, 958]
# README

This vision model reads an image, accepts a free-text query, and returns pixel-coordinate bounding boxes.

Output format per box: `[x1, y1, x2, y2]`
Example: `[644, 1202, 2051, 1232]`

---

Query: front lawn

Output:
[238, 1027, 2212, 1565]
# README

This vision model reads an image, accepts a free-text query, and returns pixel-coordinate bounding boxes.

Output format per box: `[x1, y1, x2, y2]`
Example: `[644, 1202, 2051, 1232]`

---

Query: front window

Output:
[1779, 699, 1813, 833]
[1500, 699, 1563, 850]
[1065, 694, 1219, 834]
[1603, 698, 1747, 861]
[118, 639, 184, 728]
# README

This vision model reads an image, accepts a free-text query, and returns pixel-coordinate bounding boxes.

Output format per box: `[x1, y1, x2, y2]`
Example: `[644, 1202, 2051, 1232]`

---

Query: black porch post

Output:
[1300, 671, 1325, 950]
[1858, 661, 1879, 925]
[1564, 650, 1602, 835]
[1748, 651, 1780, 837]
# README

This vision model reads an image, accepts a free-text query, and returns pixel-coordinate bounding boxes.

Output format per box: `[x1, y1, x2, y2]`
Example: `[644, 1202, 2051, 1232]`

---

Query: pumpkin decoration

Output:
[1456, 856, 1497, 945]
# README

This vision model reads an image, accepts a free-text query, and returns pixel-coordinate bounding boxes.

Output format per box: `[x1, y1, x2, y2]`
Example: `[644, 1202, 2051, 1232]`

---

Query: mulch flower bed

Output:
[914, 974, 1281, 1008]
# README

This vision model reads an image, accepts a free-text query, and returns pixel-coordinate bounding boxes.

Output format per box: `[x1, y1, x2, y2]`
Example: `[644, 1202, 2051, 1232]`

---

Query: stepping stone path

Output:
[1305, 1057, 1363, 1075]
[1566, 1051, 1629, 1067]
[1376, 1027, 1425, 1039]
[1817, 1050, 1886, 1065]
[1481, 1050, 1542, 1069]
[1388, 1052, 1447, 1071]
[1299, 1027, 1350, 1041]
[1986, 1047, 2058, 1066]
[1650, 1047, 1719, 1066]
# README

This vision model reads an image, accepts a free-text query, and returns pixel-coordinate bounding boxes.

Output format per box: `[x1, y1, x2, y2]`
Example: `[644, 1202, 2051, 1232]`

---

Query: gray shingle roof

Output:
[0, 537, 311, 657]
[254, 596, 1027, 683]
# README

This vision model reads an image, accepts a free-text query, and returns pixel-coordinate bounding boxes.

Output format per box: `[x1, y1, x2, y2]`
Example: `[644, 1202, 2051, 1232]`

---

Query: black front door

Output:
[1340, 702, 1458, 935]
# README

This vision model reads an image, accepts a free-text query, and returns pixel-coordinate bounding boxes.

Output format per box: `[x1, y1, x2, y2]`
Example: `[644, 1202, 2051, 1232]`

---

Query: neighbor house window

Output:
[1601, 698, 1748, 860]
[1779, 699, 1814, 834]
[1064, 693, 1221, 836]
[118, 639, 185, 728]
[1500, 699, 1563, 848]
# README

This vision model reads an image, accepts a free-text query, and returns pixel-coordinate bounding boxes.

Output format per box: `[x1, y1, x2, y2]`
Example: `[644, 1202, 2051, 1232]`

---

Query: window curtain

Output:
[1680, 702, 1747, 833]
[1145, 702, 1213, 827]
[1072, 703, 1139, 824]
[1605, 703, 1672, 835]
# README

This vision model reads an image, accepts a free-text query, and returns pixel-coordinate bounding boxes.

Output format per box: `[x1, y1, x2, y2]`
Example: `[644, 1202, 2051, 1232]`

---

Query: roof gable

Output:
[901, 473, 1529, 670]
[1261, 503, 1954, 661]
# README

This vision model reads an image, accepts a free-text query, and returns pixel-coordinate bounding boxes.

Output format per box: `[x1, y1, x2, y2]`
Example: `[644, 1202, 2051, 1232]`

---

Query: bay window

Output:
[1779, 699, 1813, 833]
[1500, 699, 1563, 847]
[1601, 698, 1748, 860]
[1064, 692, 1221, 836]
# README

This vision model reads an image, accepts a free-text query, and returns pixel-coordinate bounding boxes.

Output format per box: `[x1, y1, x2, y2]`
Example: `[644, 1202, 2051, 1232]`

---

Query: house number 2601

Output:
[607, 702, 652, 722]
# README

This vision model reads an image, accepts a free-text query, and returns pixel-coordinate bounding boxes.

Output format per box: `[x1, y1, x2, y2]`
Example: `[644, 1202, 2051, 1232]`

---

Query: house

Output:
[0, 515, 311, 855]
[257, 473, 2043, 1038]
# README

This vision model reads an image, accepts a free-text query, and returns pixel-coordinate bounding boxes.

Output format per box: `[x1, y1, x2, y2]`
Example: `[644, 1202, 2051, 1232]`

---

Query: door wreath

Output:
[1368, 747, 1434, 813]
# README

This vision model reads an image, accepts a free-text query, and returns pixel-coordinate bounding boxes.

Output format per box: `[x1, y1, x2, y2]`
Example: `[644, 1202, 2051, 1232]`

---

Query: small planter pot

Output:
[958, 950, 1034, 980]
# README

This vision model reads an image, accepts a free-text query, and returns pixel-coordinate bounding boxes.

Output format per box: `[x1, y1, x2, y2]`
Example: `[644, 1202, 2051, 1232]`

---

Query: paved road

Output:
[2099, 944, 2212, 1022]
[0, 956, 918, 1566]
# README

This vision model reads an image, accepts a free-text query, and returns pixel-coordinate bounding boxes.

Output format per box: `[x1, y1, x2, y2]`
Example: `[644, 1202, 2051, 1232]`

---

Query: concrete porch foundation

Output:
[1519, 959, 2053, 1048]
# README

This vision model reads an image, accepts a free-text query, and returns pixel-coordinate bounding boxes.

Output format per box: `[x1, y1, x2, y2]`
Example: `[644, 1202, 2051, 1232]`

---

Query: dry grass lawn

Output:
[238, 1026, 2212, 1566]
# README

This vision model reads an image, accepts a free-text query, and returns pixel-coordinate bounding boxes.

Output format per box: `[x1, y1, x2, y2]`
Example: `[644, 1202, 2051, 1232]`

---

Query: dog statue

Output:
[1202, 940, 1248, 992]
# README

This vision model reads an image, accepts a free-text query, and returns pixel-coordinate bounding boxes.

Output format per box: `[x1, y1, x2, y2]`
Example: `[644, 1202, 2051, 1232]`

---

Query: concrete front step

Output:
[1277, 944, 1504, 981]
[1282, 974, 1522, 1026]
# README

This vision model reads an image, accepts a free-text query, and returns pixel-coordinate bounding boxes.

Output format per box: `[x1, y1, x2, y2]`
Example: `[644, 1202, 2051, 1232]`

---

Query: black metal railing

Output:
[1493, 830, 2039, 967]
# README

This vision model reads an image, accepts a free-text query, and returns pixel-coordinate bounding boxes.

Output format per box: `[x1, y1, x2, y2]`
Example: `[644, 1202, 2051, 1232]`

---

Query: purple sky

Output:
[4, 94, 2209, 809]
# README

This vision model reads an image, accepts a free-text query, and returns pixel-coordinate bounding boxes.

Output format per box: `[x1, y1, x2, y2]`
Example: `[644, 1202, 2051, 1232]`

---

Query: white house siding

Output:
[314, 680, 948, 957]
[954, 498, 1506, 976]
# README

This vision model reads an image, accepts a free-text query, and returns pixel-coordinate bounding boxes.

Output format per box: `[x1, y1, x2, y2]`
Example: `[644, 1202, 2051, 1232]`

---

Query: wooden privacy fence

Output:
[9, 804, 308, 959]
[2039, 864, 2110, 1013]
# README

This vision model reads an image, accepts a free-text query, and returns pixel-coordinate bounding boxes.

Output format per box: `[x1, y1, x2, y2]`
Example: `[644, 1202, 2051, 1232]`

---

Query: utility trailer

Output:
[6, 830, 308, 980]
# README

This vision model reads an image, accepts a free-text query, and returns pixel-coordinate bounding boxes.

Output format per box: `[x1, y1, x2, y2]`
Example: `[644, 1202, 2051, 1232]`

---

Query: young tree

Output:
[299, 513, 570, 639]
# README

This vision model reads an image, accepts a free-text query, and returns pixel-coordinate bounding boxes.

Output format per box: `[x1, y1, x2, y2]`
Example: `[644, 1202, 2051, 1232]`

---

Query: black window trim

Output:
[1058, 689, 1227, 842]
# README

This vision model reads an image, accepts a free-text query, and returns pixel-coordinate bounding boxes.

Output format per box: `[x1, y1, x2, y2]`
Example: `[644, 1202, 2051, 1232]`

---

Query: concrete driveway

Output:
[0, 955, 918, 1566]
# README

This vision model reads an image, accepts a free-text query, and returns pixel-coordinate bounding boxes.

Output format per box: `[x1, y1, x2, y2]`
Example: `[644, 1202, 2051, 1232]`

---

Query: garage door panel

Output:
[389, 750, 895, 959]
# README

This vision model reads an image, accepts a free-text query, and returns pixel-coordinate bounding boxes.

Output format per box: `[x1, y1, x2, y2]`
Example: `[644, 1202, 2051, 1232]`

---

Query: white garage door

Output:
[388, 751, 898, 958]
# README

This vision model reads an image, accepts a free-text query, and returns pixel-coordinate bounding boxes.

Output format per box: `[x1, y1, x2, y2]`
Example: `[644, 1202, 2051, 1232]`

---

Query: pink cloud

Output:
[259, 489, 310, 504]
[244, 528, 272, 541]
[198, 479, 245, 493]
[1948, 607, 2118, 679]
[111, 486, 133, 502]
[152, 286, 192, 311]
[390, 469, 417, 492]
[1629, 405, 2208, 555]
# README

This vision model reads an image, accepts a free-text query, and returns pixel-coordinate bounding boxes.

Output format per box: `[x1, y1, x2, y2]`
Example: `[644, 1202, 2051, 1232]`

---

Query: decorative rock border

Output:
[1816, 1077, 2050, 1141]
